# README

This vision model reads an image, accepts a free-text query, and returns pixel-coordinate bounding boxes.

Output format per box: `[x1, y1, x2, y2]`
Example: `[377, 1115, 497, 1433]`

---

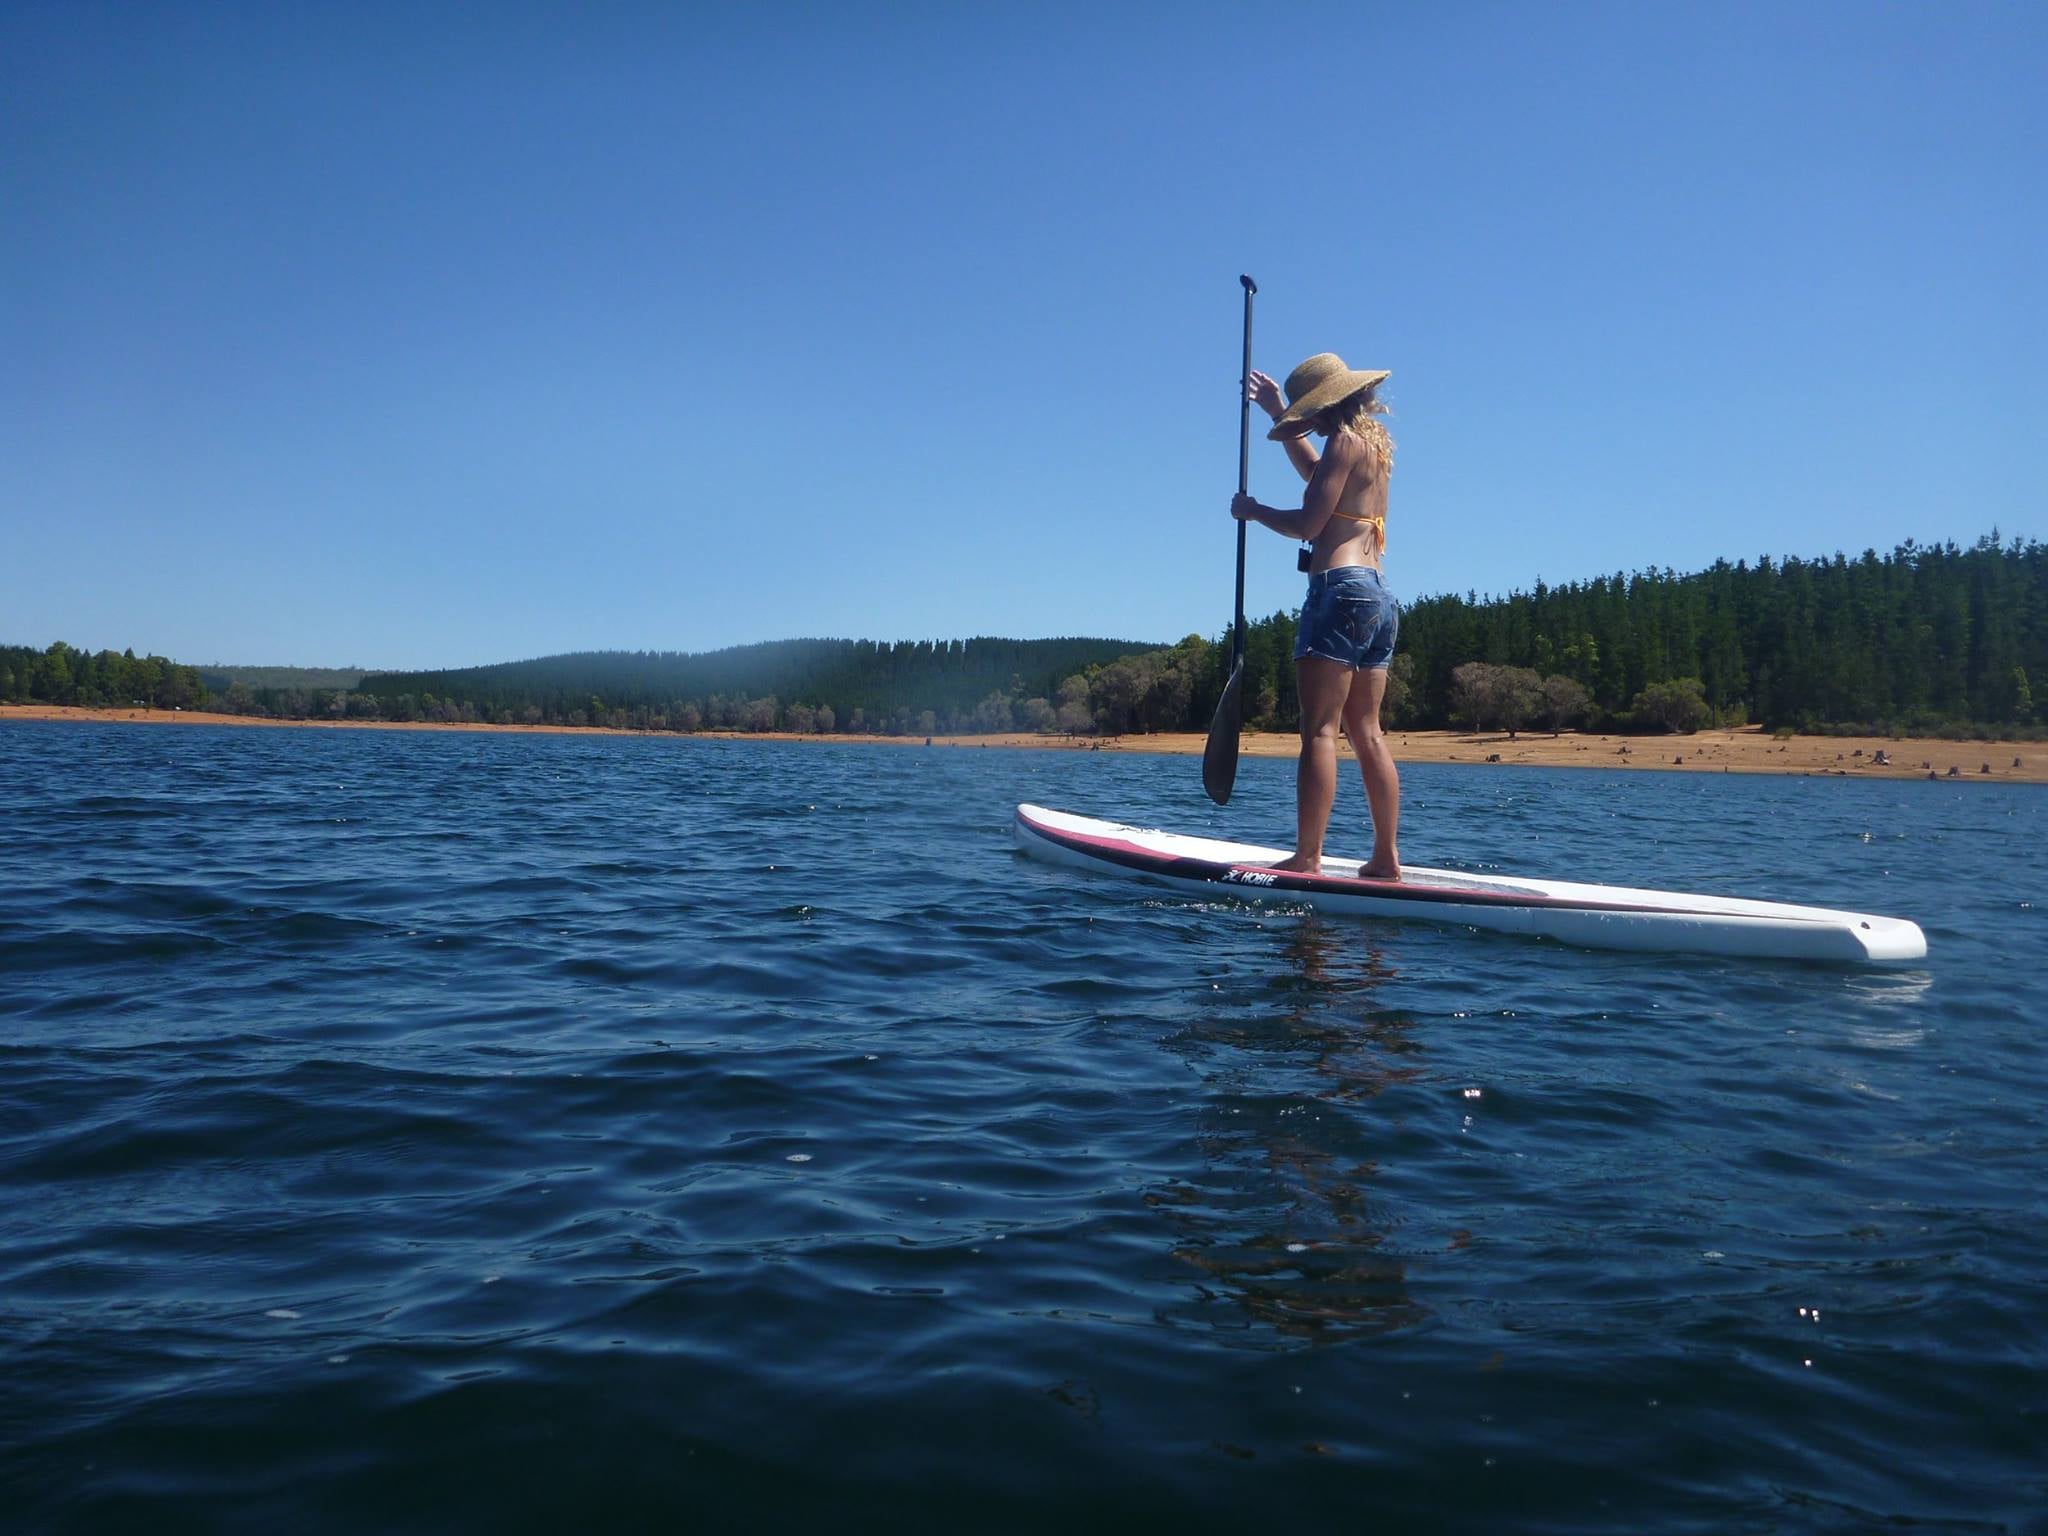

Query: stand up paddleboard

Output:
[1014, 805, 1926, 964]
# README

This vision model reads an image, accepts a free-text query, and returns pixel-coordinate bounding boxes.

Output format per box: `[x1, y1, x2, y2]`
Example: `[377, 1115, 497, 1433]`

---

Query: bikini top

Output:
[1325, 509, 1386, 546]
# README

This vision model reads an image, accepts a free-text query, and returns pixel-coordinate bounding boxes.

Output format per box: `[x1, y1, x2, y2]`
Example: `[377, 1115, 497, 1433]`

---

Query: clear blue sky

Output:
[5, 2, 2042, 669]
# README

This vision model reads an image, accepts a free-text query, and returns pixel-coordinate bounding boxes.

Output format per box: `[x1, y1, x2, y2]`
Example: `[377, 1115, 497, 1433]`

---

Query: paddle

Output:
[1202, 273, 1257, 806]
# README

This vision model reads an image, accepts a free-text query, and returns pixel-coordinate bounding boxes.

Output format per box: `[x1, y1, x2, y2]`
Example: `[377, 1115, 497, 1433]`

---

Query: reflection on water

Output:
[1155, 919, 1430, 1341]
[1841, 971, 1936, 1009]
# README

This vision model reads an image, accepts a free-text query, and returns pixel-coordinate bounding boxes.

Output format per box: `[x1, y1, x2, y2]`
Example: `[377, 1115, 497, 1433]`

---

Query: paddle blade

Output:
[1202, 660, 1246, 805]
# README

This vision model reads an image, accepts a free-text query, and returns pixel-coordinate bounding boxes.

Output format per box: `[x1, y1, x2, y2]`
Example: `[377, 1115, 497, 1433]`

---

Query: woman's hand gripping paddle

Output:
[1202, 274, 1257, 806]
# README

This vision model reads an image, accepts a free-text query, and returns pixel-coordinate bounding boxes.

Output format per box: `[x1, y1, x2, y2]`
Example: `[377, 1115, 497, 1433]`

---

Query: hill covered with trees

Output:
[197, 665, 367, 692]
[1129, 532, 2043, 740]
[351, 636, 1160, 733]
[5, 535, 2039, 738]
[0, 643, 206, 711]
[1386, 533, 2042, 735]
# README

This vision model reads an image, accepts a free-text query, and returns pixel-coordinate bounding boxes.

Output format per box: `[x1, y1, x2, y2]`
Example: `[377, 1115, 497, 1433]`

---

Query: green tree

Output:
[1631, 678, 1711, 733]
[1451, 663, 1542, 735]
[38, 643, 75, 703]
[1538, 675, 1591, 733]
[1384, 654, 1416, 726]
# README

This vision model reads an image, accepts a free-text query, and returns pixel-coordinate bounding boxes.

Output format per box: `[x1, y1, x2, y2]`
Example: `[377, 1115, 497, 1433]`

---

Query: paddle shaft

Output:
[1234, 275, 1256, 669]
[1200, 274, 1258, 807]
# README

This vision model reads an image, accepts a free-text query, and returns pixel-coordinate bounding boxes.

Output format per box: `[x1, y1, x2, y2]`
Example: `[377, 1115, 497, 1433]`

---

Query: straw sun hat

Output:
[1267, 353, 1390, 440]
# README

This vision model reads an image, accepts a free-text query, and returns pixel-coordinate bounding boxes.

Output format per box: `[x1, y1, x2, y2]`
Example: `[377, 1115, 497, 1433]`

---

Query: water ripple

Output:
[0, 722, 2042, 1532]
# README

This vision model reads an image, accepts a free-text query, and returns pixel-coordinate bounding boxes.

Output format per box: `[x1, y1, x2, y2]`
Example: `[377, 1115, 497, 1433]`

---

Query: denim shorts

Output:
[1294, 565, 1400, 670]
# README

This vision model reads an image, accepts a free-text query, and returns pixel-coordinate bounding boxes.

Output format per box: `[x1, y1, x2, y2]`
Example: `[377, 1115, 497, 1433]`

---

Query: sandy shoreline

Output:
[4, 704, 2040, 784]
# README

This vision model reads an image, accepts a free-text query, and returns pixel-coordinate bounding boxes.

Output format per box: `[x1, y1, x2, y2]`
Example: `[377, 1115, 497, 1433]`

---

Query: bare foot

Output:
[1357, 860, 1401, 882]
[1269, 852, 1321, 875]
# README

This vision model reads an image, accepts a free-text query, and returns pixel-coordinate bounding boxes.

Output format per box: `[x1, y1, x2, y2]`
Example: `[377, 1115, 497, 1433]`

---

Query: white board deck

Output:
[1014, 804, 1927, 965]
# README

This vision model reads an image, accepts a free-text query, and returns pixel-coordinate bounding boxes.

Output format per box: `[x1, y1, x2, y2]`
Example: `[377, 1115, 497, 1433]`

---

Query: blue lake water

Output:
[1, 722, 2043, 1532]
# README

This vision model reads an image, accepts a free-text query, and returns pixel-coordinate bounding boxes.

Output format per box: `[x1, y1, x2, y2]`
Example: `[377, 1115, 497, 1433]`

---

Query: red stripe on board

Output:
[1041, 818, 1466, 895]
[1014, 807, 1785, 920]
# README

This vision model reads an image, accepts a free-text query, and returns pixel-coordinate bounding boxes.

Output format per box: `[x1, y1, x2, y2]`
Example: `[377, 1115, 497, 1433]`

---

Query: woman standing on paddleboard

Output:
[1230, 355, 1401, 879]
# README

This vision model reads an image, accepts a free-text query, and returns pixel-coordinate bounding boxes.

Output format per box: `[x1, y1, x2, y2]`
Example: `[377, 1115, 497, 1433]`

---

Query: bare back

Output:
[1306, 428, 1389, 574]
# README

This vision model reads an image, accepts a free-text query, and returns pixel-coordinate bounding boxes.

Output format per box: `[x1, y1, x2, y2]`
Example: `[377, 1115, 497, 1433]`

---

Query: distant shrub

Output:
[1631, 678, 1711, 734]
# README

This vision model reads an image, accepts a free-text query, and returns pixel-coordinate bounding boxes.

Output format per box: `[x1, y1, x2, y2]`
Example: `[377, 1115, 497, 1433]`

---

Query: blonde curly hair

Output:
[1317, 386, 1394, 477]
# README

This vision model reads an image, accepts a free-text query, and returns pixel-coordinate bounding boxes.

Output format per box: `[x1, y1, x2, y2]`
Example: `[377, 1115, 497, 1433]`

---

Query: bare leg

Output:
[1272, 656, 1353, 875]
[1342, 667, 1401, 879]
